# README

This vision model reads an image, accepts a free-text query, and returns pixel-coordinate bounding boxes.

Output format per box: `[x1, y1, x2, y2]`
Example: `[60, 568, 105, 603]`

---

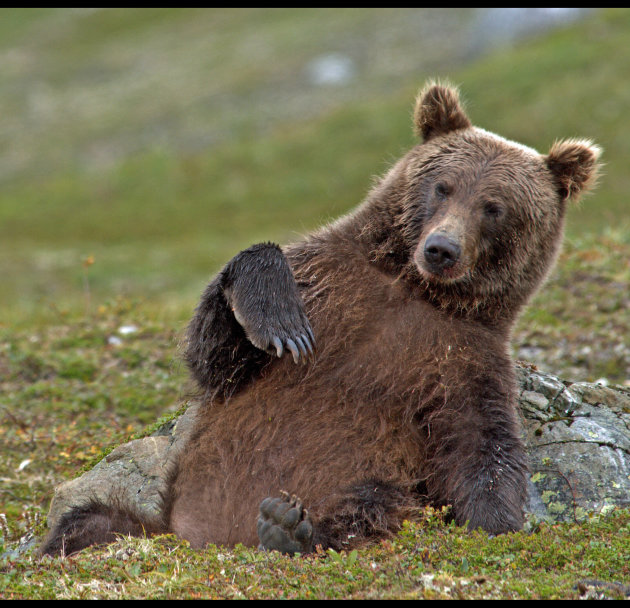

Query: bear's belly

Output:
[170, 295, 484, 548]
[169, 370, 425, 548]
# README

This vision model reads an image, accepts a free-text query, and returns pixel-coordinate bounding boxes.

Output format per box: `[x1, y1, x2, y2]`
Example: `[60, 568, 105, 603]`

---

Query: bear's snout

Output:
[423, 233, 461, 274]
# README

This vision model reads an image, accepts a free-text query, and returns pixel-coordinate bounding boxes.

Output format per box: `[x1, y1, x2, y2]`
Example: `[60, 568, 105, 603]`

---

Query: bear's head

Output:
[368, 81, 601, 321]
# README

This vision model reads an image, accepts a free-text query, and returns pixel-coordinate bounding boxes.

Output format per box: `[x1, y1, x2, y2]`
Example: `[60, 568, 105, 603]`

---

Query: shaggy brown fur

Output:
[40, 81, 601, 557]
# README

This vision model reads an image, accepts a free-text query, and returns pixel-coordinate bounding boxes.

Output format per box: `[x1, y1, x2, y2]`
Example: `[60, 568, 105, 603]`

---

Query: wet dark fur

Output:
[184, 242, 314, 401]
[40, 81, 600, 557]
[39, 496, 168, 557]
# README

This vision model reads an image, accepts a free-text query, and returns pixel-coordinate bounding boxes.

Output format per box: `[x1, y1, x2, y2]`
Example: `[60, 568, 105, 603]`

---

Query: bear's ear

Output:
[545, 139, 602, 201]
[413, 81, 472, 142]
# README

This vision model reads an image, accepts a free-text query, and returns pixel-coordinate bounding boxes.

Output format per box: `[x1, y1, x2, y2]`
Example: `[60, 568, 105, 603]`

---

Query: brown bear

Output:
[40, 81, 601, 557]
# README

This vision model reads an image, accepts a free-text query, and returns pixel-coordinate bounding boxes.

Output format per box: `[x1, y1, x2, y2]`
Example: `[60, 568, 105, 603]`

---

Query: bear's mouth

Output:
[416, 260, 469, 284]
[414, 238, 470, 284]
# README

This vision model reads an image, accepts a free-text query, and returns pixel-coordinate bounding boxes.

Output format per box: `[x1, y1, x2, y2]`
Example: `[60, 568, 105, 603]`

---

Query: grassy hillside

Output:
[1, 8, 628, 323]
[1, 7, 629, 600]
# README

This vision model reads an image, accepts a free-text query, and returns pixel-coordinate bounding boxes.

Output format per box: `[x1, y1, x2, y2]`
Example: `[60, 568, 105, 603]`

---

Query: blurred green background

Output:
[0, 8, 628, 325]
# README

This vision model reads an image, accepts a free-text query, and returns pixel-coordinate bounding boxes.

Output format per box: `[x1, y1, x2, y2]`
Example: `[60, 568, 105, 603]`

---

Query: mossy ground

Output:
[1, 8, 629, 599]
[2, 507, 629, 599]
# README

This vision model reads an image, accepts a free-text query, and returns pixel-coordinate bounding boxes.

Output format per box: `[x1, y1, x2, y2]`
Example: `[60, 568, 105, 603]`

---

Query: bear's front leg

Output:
[450, 434, 528, 535]
[423, 381, 529, 535]
[185, 243, 314, 398]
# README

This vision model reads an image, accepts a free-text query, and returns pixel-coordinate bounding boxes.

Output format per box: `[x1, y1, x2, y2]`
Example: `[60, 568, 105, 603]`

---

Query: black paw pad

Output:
[257, 491, 313, 555]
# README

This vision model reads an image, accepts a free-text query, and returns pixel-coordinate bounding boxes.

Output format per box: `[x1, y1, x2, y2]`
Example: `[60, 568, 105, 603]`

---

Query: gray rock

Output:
[518, 363, 630, 525]
[45, 401, 200, 533]
[45, 365, 630, 535]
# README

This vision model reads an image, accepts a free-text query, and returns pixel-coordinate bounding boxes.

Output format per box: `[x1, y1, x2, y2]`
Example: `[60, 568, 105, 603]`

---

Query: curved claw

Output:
[271, 336, 284, 358]
[306, 326, 315, 347]
[301, 333, 314, 356]
[285, 339, 300, 364]
[295, 336, 308, 361]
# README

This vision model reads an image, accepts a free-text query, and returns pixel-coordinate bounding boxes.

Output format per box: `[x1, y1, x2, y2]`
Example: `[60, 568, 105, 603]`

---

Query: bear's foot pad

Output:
[257, 491, 313, 555]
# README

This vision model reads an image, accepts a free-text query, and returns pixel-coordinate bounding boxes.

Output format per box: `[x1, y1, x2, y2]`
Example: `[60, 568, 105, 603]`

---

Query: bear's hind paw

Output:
[257, 491, 313, 555]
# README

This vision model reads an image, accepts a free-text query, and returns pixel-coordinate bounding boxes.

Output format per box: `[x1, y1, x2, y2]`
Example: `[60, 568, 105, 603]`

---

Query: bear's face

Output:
[407, 130, 560, 286]
[395, 82, 601, 318]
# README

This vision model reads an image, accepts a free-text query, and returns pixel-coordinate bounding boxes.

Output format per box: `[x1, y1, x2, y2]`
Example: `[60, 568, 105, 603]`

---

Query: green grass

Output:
[2, 507, 628, 599]
[1, 7, 629, 600]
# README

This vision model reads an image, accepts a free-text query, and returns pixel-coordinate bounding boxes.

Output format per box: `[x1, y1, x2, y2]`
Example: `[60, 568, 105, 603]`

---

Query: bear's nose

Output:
[424, 234, 461, 271]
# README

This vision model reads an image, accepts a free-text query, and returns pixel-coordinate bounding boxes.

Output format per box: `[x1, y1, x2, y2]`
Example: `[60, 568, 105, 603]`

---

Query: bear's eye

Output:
[434, 183, 449, 200]
[483, 202, 503, 219]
